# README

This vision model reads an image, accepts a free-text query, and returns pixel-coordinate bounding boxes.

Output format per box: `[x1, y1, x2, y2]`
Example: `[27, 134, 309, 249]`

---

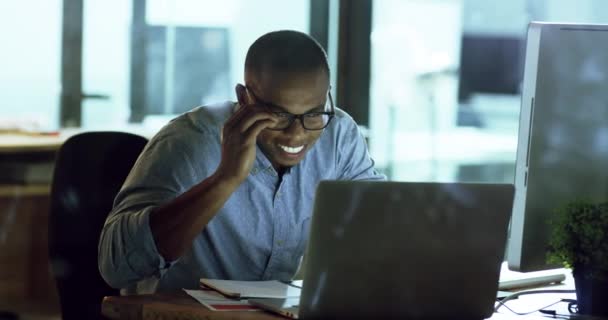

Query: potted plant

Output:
[548, 199, 608, 316]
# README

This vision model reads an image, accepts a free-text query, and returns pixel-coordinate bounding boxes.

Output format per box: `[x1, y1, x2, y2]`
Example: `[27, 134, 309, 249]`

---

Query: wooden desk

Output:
[0, 133, 67, 154]
[0, 183, 59, 317]
[102, 291, 607, 320]
[102, 291, 282, 320]
[0, 133, 68, 317]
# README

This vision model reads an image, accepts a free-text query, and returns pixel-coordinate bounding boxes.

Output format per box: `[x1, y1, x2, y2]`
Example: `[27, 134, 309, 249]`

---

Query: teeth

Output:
[279, 144, 304, 154]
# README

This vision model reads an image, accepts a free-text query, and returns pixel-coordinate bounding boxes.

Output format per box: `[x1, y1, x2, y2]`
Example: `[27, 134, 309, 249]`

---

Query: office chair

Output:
[48, 131, 148, 320]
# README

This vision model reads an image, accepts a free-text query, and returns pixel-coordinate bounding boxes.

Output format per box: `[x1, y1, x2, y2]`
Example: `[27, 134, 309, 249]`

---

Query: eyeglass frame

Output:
[245, 85, 336, 131]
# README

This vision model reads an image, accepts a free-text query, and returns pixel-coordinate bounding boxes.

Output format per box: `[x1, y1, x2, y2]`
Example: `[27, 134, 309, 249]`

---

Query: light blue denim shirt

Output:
[98, 101, 385, 293]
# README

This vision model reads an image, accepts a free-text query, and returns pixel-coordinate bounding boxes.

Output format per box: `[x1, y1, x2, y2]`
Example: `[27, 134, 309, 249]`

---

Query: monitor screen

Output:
[508, 22, 608, 272]
[457, 33, 524, 103]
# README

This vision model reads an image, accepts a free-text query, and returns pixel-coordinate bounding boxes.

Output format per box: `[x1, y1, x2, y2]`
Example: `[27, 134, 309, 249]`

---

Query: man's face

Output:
[247, 68, 330, 171]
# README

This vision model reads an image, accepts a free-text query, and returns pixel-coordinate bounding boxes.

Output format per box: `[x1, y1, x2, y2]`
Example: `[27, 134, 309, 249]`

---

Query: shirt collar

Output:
[252, 144, 294, 176]
[254, 145, 274, 172]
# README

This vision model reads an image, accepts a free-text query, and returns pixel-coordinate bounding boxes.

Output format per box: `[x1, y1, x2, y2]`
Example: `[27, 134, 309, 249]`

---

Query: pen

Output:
[279, 280, 302, 289]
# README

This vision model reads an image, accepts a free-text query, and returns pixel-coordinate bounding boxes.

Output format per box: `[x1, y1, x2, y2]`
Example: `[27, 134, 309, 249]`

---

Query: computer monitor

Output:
[508, 22, 608, 272]
[457, 33, 524, 104]
[456, 33, 524, 127]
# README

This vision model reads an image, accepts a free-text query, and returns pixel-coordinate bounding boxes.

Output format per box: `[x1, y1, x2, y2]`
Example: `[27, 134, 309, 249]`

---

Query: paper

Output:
[199, 279, 302, 299]
[184, 289, 260, 312]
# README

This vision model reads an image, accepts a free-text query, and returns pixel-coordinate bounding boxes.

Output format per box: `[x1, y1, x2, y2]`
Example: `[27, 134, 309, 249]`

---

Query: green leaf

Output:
[547, 199, 608, 280]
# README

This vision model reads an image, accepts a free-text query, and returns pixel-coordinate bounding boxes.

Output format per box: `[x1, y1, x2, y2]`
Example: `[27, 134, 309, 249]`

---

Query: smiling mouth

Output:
[278, 144, 305, 154]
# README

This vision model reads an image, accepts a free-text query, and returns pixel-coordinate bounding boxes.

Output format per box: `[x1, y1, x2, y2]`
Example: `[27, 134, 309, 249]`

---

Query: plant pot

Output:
[573, 270, 608, 316]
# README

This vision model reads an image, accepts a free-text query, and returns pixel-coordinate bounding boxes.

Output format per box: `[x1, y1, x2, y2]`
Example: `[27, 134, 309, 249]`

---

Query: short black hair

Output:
[245, 30, 329, 79]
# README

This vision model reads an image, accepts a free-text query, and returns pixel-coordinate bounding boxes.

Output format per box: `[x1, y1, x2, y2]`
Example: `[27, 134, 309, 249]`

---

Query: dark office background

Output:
[2, 1, 608, 316]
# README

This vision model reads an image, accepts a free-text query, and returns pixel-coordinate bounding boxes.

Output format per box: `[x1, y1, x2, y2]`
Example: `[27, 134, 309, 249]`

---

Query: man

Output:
[98, 30, 385, 293]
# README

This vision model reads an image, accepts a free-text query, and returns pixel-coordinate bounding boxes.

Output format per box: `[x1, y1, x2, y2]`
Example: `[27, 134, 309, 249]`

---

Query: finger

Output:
[226, 102, 271, 131]
[222, 107, 267, 142]
[224, 101, 254, 131]
[243, 119, 277, 144]
[238, 111, 277, 134]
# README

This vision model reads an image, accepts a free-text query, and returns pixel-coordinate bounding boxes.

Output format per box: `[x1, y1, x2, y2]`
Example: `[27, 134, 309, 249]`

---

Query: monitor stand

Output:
[497, 261, 567, 291]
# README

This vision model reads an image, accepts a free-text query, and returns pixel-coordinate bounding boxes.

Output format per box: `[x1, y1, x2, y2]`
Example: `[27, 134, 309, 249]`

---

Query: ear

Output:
[235, 84, 248, 106]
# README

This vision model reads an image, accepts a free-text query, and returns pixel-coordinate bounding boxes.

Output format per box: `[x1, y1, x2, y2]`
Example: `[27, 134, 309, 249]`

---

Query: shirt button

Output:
[277, 240, 284, 246]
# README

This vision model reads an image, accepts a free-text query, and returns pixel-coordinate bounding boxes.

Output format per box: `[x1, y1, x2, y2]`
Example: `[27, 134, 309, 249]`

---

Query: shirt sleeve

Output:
[98, 119, 214, 289]
[336, 116, 387, 181]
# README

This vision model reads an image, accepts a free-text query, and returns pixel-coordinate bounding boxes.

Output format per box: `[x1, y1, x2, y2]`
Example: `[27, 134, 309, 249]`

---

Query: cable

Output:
[566, 299, 578, 314]
[494, 289, 576, 314]
[497, 299, 565, 316]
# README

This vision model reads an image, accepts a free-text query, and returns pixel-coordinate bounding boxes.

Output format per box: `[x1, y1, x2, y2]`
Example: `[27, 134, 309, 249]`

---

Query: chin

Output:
[279, 159, 302, 167]
[272, 150, 307, 168]
[273, 155, 302, 166]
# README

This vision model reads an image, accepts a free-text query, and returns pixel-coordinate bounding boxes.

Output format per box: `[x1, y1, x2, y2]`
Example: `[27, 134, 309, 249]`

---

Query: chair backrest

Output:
[48, 131, 147, 320]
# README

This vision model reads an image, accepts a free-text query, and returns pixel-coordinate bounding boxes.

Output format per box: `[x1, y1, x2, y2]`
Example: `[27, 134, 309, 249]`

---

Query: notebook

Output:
[199, 278, 301, 299]
[252, 181, 515, 319]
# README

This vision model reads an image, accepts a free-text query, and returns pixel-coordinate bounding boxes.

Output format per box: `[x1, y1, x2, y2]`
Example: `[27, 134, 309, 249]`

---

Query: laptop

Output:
[250, 181, 514, 319]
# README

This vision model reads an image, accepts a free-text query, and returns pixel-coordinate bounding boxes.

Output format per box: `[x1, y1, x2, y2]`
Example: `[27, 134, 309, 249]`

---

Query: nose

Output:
[283, 117, 307, 138]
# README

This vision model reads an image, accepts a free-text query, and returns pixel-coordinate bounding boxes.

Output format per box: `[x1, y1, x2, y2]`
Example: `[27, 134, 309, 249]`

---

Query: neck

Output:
[275, 164, 287, 177]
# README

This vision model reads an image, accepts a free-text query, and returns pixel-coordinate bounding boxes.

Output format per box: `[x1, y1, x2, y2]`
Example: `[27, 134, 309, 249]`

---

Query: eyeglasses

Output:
[246, 87, 335, 131]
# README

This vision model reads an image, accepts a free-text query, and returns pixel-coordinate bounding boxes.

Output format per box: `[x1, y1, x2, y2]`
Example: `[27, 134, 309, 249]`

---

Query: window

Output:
[368, 0, 527, 183]
[0, 0, 312, 131]
[0, 1, 62, 131]
[367, 0, 608, 183]
[138, 0, 311, 123]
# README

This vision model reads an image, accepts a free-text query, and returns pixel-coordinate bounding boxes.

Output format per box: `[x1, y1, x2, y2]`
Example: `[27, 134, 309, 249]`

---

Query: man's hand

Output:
[215, 84, 277, 184]
[149, 85, 276, 260]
